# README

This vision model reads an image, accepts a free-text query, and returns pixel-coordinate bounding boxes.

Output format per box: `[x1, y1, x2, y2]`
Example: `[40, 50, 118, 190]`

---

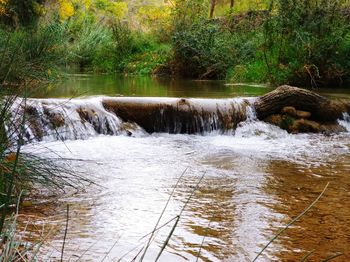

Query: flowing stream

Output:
[16, 76, 350, 261]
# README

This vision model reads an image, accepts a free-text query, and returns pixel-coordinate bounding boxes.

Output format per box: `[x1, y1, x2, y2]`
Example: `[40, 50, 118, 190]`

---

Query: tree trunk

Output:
[230, 0, 234, 9]
[210, 0, 216, 18]
[254, 85, 349, 122]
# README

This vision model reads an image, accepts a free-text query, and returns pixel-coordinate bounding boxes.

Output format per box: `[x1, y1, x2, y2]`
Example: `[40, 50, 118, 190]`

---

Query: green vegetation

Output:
[0, 0, 348, 259]
[263, 0, 350, 87]
[0, 17, 91, 257]
[0, 23, 66, 83]
[1, 0, 349, 87]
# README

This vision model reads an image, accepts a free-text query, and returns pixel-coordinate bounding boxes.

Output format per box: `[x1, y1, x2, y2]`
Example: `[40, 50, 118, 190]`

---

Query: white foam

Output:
[339, 112, 350, 132]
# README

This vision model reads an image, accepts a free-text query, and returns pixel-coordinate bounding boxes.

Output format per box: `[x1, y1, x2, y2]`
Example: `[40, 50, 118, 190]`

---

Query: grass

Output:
[0, 28, 94, 255]
[155, 171, 206, 261]
[60, 204, 69, 262]
[139, 167, 188, 261]
[0, 23, 67, 84]
[253, 182, 335, 261]
[0, 91, 93, 260]
[0, 199, 31, 261]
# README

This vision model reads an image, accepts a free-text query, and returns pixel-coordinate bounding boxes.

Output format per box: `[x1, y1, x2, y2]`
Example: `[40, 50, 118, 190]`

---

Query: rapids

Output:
[15, 95, 350, 261]
[8, 97, 256, 142]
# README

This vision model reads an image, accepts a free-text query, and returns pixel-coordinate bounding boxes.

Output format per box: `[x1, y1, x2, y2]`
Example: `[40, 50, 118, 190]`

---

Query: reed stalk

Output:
[253, 182, 330, 262]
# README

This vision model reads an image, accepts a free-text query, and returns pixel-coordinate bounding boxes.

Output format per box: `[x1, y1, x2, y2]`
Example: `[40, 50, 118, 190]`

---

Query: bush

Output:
[262, 0, 350, 87]
[124, 43, 171, 75]
[66, 19, 116, 72]
[111, 21, 169, 74]
[0, 22, 67, 83]
[171, 18, 257, 79]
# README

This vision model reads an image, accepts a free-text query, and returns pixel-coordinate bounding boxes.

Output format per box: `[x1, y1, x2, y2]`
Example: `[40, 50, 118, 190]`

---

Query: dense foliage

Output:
[0, 0, 349, 87]
[263, 0, 350, 87]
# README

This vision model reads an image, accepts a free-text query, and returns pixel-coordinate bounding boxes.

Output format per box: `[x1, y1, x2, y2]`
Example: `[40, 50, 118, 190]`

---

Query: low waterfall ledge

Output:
[7, 86, 350, 143]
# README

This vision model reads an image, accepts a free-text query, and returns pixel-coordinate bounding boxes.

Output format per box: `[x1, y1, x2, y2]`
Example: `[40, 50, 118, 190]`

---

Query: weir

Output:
[102, 97, 254, 134]
[7, 97, 256, 142]
[6, 85, 350, 143]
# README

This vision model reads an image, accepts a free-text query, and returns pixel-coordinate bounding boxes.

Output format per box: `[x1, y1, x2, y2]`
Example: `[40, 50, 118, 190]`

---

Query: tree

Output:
[209, 0, 216, 18]
[0, 0, 46, 27]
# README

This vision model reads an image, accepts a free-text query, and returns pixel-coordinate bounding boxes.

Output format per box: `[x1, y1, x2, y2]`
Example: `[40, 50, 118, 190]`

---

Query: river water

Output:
[19, 75, 350, 261]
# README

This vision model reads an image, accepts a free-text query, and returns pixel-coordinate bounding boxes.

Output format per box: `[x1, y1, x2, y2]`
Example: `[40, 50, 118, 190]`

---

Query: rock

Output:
[77, 107, 93, 123]
[281, 106, 297, 117]
[264, 114, 297, 131]
[25, 105, 39, 117]
[289, 119, 320, 133]
[43, 107, 65, 128]
[50, 114, 65, 128]
[256, 85, 350, 134]
[264, 114, 283, 126]
[265, 114, 345, 134]
[296, 110, 311, 119]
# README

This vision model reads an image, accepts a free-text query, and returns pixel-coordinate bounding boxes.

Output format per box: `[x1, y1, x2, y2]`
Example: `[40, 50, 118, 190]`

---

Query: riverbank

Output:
[1, 0, 350, 88]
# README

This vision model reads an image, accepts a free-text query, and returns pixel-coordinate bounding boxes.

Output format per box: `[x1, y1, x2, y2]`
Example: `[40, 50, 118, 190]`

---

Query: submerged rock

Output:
[43, 106, 65, 128]
[320, 123, 347, 135]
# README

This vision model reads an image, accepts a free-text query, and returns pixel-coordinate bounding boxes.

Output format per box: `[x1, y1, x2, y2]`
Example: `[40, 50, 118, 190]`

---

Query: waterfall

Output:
[6, 96, 350, 143]
[339, 113, 350, 132]
[102, 97, 254, 134]
[6, 97, 256, 142]
[7, 97, 142, 143]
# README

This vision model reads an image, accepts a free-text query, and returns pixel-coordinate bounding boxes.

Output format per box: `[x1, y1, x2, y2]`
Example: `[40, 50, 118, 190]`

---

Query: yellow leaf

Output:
[5, 153, 17, 163]
[59, 0, 75, 21]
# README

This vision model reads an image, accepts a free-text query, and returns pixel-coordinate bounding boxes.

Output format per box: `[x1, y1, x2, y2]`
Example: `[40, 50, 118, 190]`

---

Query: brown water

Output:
[18, 75, 350, 261]
[19, 128, 350, 261]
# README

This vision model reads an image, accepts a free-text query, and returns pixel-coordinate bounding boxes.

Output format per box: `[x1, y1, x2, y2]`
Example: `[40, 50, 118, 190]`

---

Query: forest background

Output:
[0, 0, 350, 88]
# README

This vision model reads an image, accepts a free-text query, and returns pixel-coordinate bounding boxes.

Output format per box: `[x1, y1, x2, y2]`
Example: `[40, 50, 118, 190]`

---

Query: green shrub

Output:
[0, 22, 67, 83]
[66, 19, 116, 72]
[124, 43, 171, 75]
[172, 18, 258, 79]
[263, 0, 350, 87]
[229, 58, 268, 84]
[111, 21, 169, 74]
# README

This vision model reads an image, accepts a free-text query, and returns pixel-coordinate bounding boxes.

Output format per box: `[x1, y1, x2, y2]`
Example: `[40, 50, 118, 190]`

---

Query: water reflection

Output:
[19, 131, 350, 261]
[263, 156, 350, 261]
[29, 74, 350, 100]
[30, 74, 273, 98]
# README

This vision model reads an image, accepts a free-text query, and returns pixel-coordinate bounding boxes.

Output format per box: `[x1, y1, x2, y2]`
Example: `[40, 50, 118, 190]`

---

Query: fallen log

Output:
[102, 97, 250, 134]
[101, 86, 350, 134]
[254, 85, 350, 133]
[254, 85, 349, 122]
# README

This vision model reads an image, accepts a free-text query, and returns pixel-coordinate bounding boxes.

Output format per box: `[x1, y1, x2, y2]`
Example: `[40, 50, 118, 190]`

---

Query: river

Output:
[18, 75, 350, 261]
